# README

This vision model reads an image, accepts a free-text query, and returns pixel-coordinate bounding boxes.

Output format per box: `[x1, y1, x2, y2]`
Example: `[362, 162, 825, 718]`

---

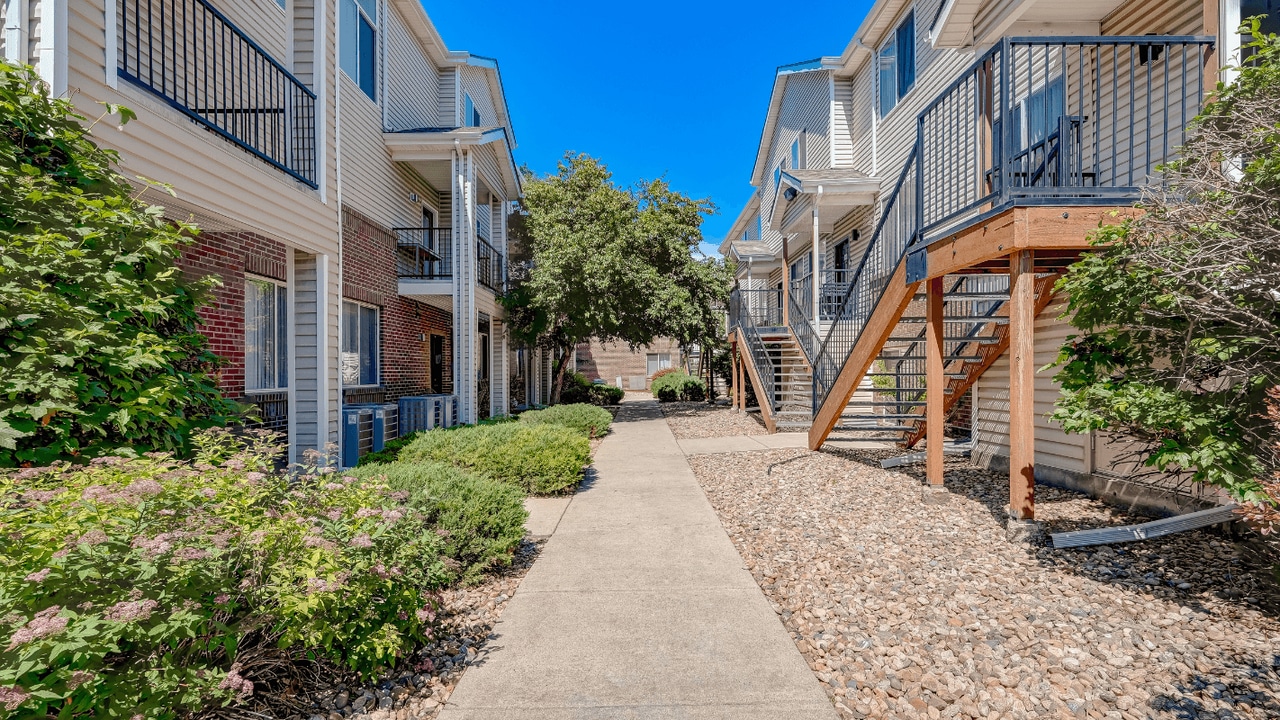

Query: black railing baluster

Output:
[115, 0, 318, 187]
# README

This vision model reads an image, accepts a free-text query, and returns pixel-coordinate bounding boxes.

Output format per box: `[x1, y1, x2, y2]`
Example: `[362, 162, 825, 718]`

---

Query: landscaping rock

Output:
[661, 401, 766, 439]
[688, 447, 1280, 719]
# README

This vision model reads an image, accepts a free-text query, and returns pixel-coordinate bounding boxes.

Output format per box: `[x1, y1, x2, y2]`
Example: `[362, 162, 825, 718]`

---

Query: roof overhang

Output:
[383, 127, 522, 197]
[748, 57, 843, 186]
[719, 190, 762, 255]
[835, 0, 918, 76]
[771, 171, 880, 232]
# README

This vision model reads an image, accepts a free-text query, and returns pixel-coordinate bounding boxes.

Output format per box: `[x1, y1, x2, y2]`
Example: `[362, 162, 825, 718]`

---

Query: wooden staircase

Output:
[734, 326, 813, 433]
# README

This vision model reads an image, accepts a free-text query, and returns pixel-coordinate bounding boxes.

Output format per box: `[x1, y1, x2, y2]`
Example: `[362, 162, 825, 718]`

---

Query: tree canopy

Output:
[0, 61, 242, 466]
[504, 153, 732, 401]
[1050, 26, 1280, 514]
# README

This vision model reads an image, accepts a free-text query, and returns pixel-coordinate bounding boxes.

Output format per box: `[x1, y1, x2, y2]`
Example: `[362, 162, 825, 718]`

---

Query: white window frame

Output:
[341, 299, 381, 388]
[877, 9, 917, 117]
[340, 0, 378, 101]
[245, 276, 289, 393]
[646, 353, 672, 377]
[464, 93, 481, 127]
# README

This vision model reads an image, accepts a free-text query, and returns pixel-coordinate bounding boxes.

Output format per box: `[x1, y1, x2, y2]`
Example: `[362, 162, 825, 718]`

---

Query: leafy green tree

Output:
[0, 61, 243, 466]
[1050, 26, 1280, 504]
[505, 153, 732, 402]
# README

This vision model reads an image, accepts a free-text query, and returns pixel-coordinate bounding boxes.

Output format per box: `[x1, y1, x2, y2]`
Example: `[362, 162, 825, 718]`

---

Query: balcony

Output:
[116, 0, 319, 187]
[396, 227, 452, 302]
[476, 238, 505, 294]
[916, 35, 1215, 242]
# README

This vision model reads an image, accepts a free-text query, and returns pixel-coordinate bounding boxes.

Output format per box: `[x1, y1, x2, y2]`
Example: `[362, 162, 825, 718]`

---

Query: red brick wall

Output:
[177, 231, 288, 398]
[341, 209, 452, 403]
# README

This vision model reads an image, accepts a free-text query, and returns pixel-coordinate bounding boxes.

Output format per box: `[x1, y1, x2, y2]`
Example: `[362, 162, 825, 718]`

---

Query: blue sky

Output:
[423, 1, 875, 257]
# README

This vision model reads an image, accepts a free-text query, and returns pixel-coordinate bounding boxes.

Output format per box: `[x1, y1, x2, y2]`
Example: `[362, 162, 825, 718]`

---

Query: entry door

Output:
[430, 334, 444, 393]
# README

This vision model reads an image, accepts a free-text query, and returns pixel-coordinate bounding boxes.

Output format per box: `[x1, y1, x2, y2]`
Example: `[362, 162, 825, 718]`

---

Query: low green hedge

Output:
[399, 423, 590, 495]
[651, 371, 706, 402]
[559, 372, 624, 406]
[519, 404, 612, 438]
[347, 461, 527, 582]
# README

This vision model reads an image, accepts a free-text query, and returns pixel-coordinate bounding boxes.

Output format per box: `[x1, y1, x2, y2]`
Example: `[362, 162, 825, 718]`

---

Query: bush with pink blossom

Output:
[0, 430, 452, 718]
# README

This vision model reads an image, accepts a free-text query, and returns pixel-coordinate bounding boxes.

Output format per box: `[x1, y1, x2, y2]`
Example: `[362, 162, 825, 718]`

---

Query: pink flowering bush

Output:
[0, 430, 450, 718]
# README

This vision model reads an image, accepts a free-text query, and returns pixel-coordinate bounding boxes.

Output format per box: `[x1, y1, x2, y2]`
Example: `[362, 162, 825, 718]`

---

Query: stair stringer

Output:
[732, 327, 778, 434]
[902, 272, 1063, 448]
[808, 260, 922, 450]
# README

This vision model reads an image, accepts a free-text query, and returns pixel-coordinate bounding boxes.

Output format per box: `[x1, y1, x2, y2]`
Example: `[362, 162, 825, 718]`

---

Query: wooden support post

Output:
[925, 276, 946, 487]
[733, 345, 742, 411]
[1008, 250, 1036, 520]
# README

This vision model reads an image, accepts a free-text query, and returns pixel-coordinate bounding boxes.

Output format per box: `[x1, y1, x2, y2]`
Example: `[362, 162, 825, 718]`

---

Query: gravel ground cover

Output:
[661, 401, 767, 439]
[689, 447, 1280, 720]
[229, 539, 544, 720]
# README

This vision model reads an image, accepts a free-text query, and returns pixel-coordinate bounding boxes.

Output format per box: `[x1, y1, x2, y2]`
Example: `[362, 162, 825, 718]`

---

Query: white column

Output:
[811, 187, 822, 347]
[453, 149, 478, 424]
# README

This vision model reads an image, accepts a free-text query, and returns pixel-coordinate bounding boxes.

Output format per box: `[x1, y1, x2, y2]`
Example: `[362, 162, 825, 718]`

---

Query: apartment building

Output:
[574, 339, 686, 391]
[726, 0, 1268, 520]
[1, 0, 522, 464]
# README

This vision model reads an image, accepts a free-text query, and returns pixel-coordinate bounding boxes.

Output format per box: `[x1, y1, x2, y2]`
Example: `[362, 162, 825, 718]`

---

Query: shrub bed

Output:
[651, 371, 707, 402]
[0, 431, 448, 718]
[346, 461, 527, 583]
[558, 373, 624, 406]
[519, 404, 613, 438]
[398, 423, 589, 495]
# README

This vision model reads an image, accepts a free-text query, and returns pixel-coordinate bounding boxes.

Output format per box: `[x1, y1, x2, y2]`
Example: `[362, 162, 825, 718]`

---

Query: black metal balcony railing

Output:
[395, 228, 451, 280]
[117, 0, 319, 187]
[476, 238, 505, 293]
[818, 268, 854, 321]
[917, 36, 1215, 238]
[788, 274, 818, 362]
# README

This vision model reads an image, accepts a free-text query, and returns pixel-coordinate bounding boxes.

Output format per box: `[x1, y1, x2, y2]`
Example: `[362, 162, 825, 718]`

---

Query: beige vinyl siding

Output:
[438, 65, 456, 125]
[832, 78, 859, 168]
[847, 69, 877, 174]
[761, 69, 833, 254]
[973, 297, 1090, 475]
[68, 0, 338, 257]
[828, 205, 874, 268]
[458, 63, 498, 126]
[292, 0, 317, 85]
[337, 74, 443, 230]
[473, 144, 505, 204]
[1102, 0, 1203, 35]
[293, 251, 321, 451]
[384, 3, 441, 131]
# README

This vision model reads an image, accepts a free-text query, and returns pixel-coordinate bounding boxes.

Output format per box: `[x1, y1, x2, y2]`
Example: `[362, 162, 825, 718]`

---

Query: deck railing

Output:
[117, 0, 319, 186]
[476, 238, 505, 293]
[395, 228, 452, 280]
[917, 36, 1214, 239]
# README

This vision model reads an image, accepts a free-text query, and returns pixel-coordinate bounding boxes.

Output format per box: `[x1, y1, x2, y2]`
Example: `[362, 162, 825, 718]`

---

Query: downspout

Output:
[332, 0, 344, 459]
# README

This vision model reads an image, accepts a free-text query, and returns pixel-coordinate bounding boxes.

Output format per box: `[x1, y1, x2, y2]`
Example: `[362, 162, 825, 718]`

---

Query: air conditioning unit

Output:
[398, 394, 458, 435]
[341, 403, 398, 468]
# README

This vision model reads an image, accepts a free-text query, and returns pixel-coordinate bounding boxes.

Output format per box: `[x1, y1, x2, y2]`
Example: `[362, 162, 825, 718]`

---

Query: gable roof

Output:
[748, 58, 843, 187]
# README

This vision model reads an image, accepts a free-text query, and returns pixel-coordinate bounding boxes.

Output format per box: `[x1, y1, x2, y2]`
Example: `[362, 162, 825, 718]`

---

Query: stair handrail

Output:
[738, 302, 778, 412]
[787, 273, 819, 364]
[811, 145, 919, 414]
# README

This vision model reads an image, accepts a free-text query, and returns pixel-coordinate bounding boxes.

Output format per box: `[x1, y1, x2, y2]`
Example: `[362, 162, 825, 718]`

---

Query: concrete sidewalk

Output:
[438, 399, 837, 720]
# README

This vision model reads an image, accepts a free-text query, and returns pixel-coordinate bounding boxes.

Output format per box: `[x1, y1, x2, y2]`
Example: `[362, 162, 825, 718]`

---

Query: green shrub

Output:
[357, 431, 423, 466]
[347, 461, 527, 582]
[0, 62, 244, 467]
[651, 371, 706, 402]
[0, 430, 449, 718]
[589, 384, 624, 405]
[558, 372, 623, 406]
[520, 403, 612, 438]
[399, 423, 590, 495]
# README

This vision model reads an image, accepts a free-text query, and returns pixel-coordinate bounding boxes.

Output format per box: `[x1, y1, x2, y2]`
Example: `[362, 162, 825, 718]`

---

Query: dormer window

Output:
[465, 94, 482, 127]
[878, 10, 916, 116]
